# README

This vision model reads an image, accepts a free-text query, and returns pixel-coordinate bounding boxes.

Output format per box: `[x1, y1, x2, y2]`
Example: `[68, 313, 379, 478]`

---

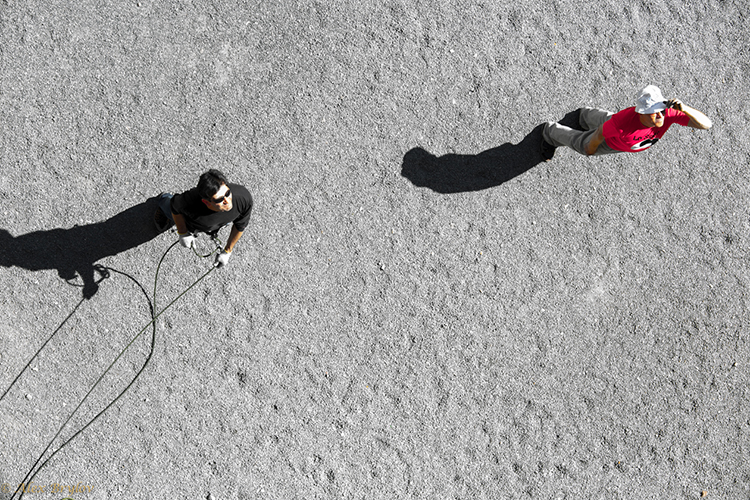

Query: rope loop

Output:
[8, 238, 217, 500]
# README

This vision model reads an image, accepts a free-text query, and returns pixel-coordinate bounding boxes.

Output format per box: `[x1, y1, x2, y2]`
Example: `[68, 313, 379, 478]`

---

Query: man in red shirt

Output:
[541, 85, 712, 160]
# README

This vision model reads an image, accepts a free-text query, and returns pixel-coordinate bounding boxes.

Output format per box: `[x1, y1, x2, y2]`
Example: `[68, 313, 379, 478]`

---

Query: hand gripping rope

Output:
[4, 234, 223, 500]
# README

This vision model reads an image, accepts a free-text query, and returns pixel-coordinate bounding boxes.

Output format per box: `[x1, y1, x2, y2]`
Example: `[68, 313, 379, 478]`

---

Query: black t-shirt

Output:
[170, 183, 253, 233]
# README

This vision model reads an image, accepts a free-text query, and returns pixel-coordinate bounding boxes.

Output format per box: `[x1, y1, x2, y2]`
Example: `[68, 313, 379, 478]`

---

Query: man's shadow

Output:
[0, 197, 164, 299]
[401, 111, 580, 193]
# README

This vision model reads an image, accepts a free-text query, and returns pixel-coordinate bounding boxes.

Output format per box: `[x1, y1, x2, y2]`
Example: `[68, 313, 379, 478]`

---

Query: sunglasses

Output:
[210, 188, 231, 204]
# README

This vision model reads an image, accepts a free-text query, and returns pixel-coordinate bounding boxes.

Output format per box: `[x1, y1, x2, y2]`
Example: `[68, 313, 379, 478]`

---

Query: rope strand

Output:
[9, 237, 218, 500]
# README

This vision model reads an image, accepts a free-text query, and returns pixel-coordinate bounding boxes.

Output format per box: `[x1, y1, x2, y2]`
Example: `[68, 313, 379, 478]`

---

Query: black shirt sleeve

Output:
[230, 184, 253, 232]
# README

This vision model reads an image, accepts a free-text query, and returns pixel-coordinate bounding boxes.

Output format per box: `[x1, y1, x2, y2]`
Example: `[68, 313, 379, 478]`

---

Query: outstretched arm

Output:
[172, 212, 197, 248]
[172, 213, 189, 235]
[667, 99, 712, 130]
[214, 224, 244, 268]
[224, 225, 244, 254]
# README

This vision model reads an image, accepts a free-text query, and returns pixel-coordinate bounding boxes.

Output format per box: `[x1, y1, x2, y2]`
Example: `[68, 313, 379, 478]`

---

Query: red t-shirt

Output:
[602, 107, 690, 152]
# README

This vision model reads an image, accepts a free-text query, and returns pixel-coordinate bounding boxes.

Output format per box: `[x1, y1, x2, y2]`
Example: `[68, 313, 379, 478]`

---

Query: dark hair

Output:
[197, 169, 229, 200]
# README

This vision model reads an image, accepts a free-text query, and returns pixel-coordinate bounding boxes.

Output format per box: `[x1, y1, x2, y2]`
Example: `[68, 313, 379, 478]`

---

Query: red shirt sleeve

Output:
[668, 108, 691, 126]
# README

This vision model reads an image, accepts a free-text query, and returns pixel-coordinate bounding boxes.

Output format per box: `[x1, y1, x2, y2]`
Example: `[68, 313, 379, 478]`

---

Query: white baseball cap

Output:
[635, 85, 667, 114]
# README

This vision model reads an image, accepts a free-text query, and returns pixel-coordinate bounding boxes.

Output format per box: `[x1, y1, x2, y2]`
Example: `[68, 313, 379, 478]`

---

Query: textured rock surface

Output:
[1, 0, 748, 499]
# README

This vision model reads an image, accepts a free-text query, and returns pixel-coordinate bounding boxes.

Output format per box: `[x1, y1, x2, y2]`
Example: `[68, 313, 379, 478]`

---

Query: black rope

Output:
[7, 237, 218, 500]
[1, 267, 112, 404]
[0, 298, 85, 404]
[191, 230, 225, 258]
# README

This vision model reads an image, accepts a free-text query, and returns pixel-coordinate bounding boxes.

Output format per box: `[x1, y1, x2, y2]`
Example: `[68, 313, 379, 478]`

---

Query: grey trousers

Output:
[543, 107, 619, 156]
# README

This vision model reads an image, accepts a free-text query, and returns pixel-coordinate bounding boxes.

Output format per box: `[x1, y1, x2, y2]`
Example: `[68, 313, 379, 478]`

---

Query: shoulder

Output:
[175, 186, 201, 199]
[172, 187, 201, 211]
[230, 183, 253, 214]
[614, 107, 637, 120]
[230, 183, 253, 203]
[603, 107, 634, 133]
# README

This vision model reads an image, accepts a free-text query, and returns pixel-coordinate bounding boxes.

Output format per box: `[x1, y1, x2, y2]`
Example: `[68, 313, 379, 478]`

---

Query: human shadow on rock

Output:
[0, 197, 163, 299]
[401, 111, 581, 193]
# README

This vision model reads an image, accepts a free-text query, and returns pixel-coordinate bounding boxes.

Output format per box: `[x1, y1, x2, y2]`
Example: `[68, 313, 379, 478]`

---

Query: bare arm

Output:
[172, 213, 190, 235]
[667, 99, 712, 130]
[224, 225, 244, 253]
[585, 124, 606, 155]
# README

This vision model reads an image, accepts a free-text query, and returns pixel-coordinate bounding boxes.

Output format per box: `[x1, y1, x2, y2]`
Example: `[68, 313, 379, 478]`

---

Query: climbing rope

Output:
[7, 234, 220, 500]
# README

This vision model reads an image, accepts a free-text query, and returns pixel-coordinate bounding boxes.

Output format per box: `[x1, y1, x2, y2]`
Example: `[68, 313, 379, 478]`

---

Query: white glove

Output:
[215, 250, 232, 268]
[179, 233, 196, 248]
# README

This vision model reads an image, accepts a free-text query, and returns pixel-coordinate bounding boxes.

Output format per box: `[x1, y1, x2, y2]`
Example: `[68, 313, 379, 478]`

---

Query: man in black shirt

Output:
[154, 169, 253, 267]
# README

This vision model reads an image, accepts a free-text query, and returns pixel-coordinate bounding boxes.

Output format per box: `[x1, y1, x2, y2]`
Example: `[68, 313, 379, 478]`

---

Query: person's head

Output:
[198, 169, 233, 212]
[636, 85, 667, 128]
